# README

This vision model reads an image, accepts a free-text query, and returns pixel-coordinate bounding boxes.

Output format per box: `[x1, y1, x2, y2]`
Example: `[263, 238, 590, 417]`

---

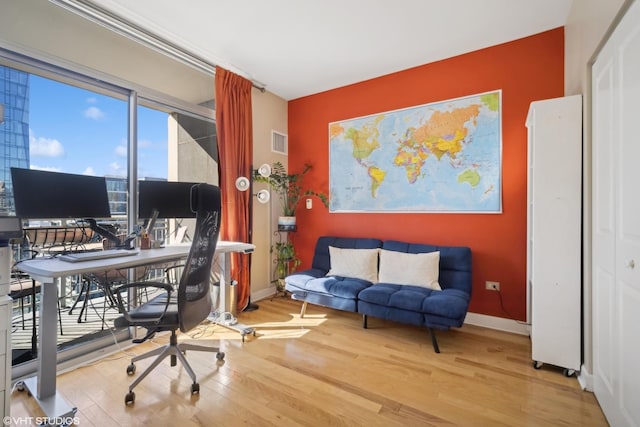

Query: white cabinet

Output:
[526, 95, 582, 375]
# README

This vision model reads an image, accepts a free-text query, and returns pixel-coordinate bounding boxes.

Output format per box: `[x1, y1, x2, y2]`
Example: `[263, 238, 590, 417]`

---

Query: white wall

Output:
[251, 90, 288, 299]
[564, 0, 631, 387]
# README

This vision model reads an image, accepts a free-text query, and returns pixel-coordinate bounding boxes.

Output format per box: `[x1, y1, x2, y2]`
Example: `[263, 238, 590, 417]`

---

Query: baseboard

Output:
[251, 285, 279, 304]
[464, 312, 530, 336]
[577, 364, 594, 391]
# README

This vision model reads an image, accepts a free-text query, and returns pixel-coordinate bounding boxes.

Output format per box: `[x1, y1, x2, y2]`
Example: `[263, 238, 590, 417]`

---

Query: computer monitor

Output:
[138, 180, 199, 219]
[0, 216, 23, 240]
[10, 168, 112, 219]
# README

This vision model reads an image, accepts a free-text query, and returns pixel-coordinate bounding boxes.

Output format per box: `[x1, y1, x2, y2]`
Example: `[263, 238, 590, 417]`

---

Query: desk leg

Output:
[219, 252, 227, 312]
[20, 279, 77, 420]
[209, 252, 230, 314]
[209, 252, 255, 341]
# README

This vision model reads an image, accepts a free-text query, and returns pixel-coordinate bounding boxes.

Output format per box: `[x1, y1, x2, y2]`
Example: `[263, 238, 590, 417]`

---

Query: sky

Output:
[28, 75, 168, 179]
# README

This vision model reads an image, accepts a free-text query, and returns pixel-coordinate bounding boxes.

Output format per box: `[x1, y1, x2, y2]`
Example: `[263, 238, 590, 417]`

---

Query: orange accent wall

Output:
[287, 28, 564, 320]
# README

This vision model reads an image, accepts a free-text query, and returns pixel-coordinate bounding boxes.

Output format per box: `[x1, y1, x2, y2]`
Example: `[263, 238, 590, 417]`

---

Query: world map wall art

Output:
[328, 90, 502, 213]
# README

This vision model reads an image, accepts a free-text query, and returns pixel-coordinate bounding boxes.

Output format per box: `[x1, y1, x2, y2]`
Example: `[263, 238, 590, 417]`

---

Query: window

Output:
[0, 45, 216, 370]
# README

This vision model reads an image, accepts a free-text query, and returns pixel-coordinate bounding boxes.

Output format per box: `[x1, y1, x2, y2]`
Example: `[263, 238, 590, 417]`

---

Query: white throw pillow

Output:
[327, 246, 379, 283]
[378, 249, 441, 290]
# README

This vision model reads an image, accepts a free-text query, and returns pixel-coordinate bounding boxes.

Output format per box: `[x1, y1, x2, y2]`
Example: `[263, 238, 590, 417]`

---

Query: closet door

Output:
[592, 1, 640, 425]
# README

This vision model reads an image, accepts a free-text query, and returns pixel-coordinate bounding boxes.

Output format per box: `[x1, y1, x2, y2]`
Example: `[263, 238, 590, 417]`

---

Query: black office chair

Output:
[114, 183, 224, 405]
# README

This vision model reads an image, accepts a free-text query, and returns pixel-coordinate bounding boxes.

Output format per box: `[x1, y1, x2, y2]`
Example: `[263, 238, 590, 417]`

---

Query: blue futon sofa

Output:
[284, 236, 472, 353]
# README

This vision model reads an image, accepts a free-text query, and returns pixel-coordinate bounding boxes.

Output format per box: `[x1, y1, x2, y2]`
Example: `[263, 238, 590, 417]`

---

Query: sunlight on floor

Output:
[182, 311, 327, 341]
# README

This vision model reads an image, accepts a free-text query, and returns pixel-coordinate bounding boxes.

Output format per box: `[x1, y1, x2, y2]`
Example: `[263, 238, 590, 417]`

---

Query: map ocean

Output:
[329, 91, 502, 213]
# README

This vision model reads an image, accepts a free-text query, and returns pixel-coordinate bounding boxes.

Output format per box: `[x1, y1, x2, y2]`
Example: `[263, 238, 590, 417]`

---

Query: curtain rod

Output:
[49, 0, 266, 92]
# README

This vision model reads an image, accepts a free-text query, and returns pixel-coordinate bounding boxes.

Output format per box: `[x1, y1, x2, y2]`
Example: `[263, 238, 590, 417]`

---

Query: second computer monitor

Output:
[138, 180, 199, 219]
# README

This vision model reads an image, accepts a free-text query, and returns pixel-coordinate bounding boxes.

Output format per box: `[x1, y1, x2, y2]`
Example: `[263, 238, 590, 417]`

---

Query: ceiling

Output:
[90, 0, 573, 101]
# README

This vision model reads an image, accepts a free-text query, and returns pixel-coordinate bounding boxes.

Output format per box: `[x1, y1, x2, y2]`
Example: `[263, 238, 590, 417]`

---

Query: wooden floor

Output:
[10, 297, 607, 426]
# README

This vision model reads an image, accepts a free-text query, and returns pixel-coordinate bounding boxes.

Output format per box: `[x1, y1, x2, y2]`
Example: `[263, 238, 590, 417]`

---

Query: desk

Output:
[14, 240, 254, 420]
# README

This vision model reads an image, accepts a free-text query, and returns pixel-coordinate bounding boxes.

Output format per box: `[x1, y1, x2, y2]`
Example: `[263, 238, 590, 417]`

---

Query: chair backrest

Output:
[177, 183, 222, 332]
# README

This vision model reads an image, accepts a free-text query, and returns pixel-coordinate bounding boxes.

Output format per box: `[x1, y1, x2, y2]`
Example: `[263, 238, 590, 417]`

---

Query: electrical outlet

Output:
[485, 281, 500, 291]
[306, 198, 312, 209]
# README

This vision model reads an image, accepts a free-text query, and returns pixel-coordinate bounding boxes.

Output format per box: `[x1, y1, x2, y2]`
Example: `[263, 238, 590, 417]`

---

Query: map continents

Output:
[329, 90, 502, 212]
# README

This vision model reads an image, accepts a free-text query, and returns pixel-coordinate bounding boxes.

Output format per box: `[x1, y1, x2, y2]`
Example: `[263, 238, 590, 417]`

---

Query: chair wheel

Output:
[191, 383, 200, 394]
[216, 351, 225, 361]
[125, 391, 135, 405]
[126, 363, 136, 375]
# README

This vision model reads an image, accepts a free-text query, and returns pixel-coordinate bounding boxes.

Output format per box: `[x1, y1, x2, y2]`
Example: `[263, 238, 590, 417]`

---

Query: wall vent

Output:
[271, 130, 288, 155]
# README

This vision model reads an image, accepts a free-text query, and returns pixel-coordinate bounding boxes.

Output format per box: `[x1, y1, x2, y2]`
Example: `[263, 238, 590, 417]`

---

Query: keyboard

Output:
[58, 249, 140, 263]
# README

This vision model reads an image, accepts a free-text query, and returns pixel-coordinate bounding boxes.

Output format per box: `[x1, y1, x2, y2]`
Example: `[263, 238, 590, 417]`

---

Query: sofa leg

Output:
[299, 301, 308, 318]
[429, 328, 440, 353]
[363, 315, 368, 329]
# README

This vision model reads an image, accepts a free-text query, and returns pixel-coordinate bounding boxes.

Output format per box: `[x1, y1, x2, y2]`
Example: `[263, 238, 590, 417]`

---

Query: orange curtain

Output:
[215, 67, 253, 311]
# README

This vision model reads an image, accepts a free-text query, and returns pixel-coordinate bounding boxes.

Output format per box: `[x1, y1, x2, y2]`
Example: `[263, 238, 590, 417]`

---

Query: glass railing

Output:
[8, 218, 176, 367]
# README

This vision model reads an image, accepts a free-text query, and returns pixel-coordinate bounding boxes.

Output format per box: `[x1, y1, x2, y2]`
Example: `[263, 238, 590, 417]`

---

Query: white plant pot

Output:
[278, 216, 296, 226]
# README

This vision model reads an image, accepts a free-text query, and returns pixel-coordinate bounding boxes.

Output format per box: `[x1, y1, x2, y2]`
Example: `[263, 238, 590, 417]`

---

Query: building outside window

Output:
[0, 66, 29, 214]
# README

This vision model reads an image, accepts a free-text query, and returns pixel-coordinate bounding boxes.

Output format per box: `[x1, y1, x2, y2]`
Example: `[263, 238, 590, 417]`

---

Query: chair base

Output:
[124, 330, 224, 405]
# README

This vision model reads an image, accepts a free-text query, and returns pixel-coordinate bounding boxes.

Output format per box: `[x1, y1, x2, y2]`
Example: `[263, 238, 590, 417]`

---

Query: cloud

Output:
[115, 145, 127, 157]
[109, 161, 126, 176]
[30, 165, 62, 172]
[116, 139, 153, 153]
[83, 166, 96, 176]
[86, 97, 97, 104]
[138, 139, 153, 148]
[84, 106, 105, 120]
[29, 130, 65, 157]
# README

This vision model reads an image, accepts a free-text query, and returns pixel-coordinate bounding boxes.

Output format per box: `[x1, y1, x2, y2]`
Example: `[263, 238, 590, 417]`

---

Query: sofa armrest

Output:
[285, 268, 326, 289]
[422, 288, 471, 320]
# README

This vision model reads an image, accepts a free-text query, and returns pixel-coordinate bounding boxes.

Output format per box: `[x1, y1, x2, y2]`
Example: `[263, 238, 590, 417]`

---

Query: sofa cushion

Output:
[359, 283, 435, 312]
[327, 246, 379, 283]
[377, 249, 441, 290]
[358, 284, 470, 320]
[421, 288, 471, 318]
[285, 268, 326, 289]
[381, 241, 472, 294]
[311, 236, 383, 272]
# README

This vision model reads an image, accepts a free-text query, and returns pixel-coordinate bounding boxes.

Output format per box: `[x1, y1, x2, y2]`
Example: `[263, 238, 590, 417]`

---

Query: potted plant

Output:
[254, 161, 328, 291]
[253, 161, 328, 228]
[271, 240, 301, 292]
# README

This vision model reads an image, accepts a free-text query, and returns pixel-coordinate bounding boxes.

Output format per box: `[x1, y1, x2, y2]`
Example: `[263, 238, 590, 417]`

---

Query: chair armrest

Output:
[114, 282, 174, 324]
[163, 264, 184, 285]
[116, 282, 173, 293]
